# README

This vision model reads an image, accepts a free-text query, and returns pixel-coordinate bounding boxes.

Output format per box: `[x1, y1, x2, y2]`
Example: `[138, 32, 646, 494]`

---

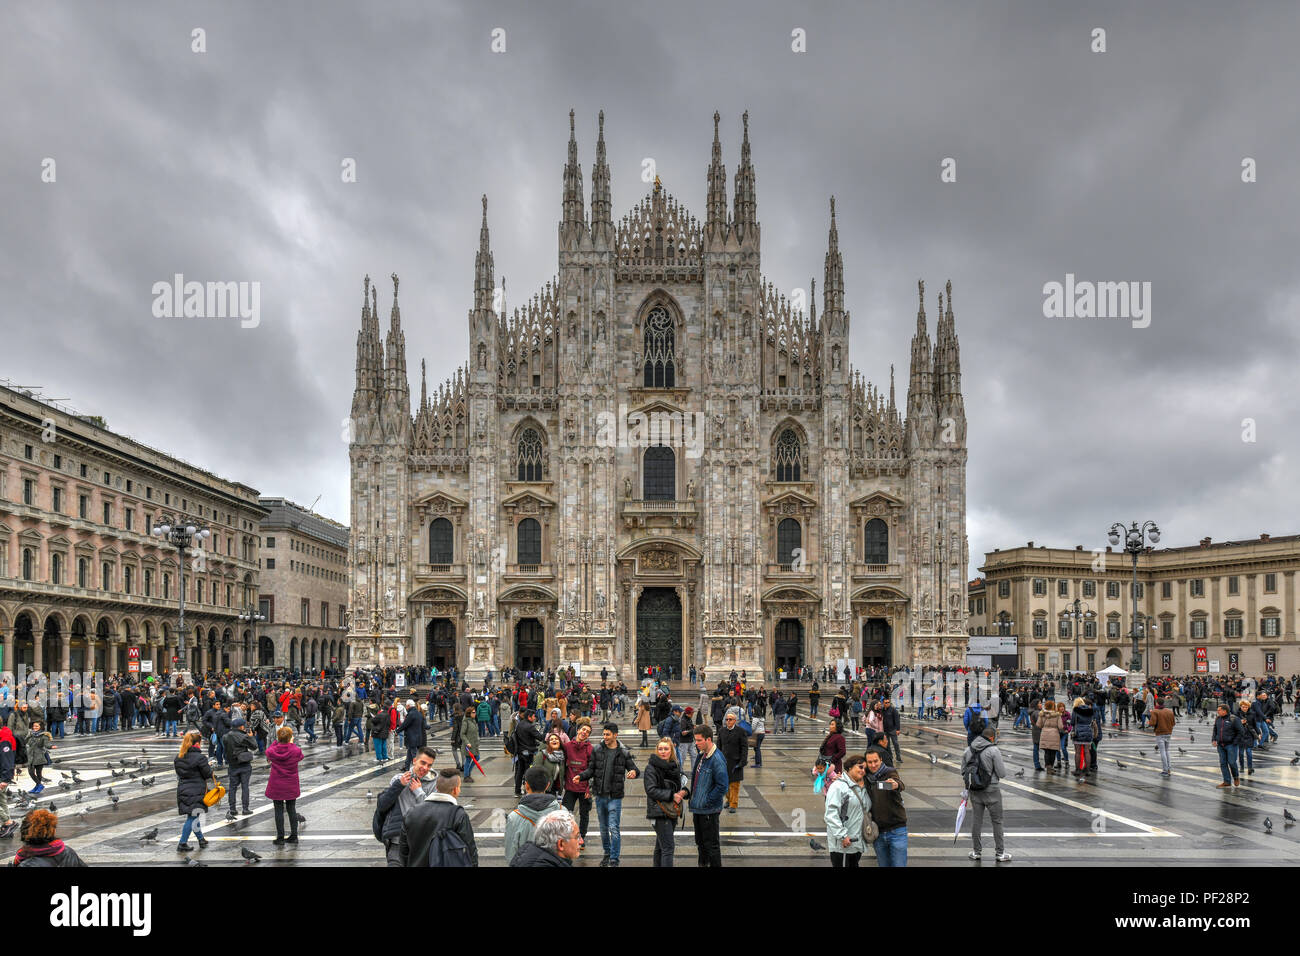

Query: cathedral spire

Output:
[822, 196, 845, 332]
[705, 110, 728, 240]
[419, 358, 427, 410]
[907, 279, 933, 422]
[561, 109, 585, 242]
[590, 110, 612, 241]
[474, 194, 494, 313]
[809, 277, 817, 329]
[933, 278, 965, 423]
[732, 110, 757, 240]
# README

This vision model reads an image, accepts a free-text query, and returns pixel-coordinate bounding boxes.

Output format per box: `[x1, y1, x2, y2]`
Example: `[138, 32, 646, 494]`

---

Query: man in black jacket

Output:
[717, 709, 749, 814]
[880, 698, 902, 765]
[221, 718, 258, 817]
[400, 769, 478, 866]
[512, 709, 545, 796]
[377, 747, 437, 866]
[576, 722, 639, 867]
[1212, 703, 1244, 788]
[396, 702, 428, 772]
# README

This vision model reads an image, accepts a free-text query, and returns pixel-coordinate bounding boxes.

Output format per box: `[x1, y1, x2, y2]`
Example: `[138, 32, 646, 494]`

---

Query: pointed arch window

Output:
[864, 517, 889, 565]
[516, 427, 544, 481]
[517, 518, 541, 566]
[643, 307, 676, 387]
[774, 428, 802, 481]
[777, 518, 802, 565]
[644, 446, 675, 500]
[429, 518, 453, 564]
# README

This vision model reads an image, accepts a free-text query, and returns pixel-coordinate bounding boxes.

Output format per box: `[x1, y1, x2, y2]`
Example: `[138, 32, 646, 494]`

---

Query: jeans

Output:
[885, 732, 902, 765]
[1014, 707, 1029, 730]
[273, 798, 298, 839]
[1032, 741, 1042, 770]
[179, 812, 205, 845]
[561, 790, 591, 840]
[478, 720, 489, 738]
[1217, 744, 1239, 784]
[873, 826, 908, 867]
[752, 734, 764, 767]
[1155, 735, 1171, 773]
[374, 737, 389, 761]
[164, 719, 178, 737]
[595, 796, 623, 861]
[304, 716, 316, 742]
[227, 766, 251, 812]
[693, 811, 722, 866]
[1239, 737, 1255, 772]
[785, 715, 795, 732]
[652, 816, 676, 867]
[969, 788, 1005, 856]
[50, 721, 65, 738]
[403, 746, 419, 772]
[677, 742, 694, 771]
[810, 702, 819, 717]
[211, 734, 225, 766]
[345, 717, 363, 743]
[1109, 702, 1118, 724]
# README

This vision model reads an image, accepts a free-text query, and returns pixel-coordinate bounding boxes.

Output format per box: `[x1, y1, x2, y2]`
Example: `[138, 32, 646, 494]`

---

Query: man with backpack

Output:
[376, 746, 437, 866]
[963, 700, 986, 745]
[657, 706, 682, 745]
[960, 725, 1011, 862]
[505, 766, 563, 864]
[399, 768, 478, 866]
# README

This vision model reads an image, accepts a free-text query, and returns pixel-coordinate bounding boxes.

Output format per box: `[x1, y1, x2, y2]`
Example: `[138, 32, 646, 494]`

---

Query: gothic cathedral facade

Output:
[347, 111, 969, 680]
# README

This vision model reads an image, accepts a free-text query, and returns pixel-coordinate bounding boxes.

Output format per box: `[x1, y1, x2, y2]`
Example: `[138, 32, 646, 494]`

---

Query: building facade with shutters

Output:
[979, 535, 1300, 675]
[256, 497, 351, 672]
[346, 111, 969, 679]
[0, 384, 265, 678]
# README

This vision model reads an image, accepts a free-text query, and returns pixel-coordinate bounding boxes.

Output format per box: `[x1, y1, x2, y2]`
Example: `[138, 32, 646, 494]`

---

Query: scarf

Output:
[14, 839, 65, 865]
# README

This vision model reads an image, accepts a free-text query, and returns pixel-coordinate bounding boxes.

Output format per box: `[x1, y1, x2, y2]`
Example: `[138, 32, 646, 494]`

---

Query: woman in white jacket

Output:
[823, 754, 869, 868]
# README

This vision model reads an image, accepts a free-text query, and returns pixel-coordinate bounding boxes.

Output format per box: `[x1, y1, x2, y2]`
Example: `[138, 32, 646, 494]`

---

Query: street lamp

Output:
[1108, 520, 1160, 673]
[237, 604, 266, 670]
[1143, 614, 1159, 675]
[1063, 599, 1095, 674]
[151, 514, 210, 675]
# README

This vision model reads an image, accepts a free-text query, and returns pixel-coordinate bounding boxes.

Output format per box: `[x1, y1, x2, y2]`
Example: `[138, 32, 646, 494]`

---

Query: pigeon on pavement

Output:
[929, 753, 938, 765]
[140, 827, 158, 842]
[1284, 808, 1297, 825]
[1116, 760, 1129, 770]
[1264, 817, 1273, 832]
[1178, 748, 1187, 755]
[1014, 768, 1025, 777]
[240, 847, 262, 863]
[809, 837, 826, 851]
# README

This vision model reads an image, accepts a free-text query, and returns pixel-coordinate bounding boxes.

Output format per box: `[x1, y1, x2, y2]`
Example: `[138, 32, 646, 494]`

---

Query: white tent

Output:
[1096, 664, 1129, 682]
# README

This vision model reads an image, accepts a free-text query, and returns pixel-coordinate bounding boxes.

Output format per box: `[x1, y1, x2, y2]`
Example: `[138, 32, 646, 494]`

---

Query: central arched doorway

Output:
[862, 618, 891, 668]
[1105, 647, 1123, 667]
[637, 588, 682, 675]
[425, 618, 456, 671]
[259, 636, 275, 666]
[515, 618, 545, 672]
[775, 618, 804, 674]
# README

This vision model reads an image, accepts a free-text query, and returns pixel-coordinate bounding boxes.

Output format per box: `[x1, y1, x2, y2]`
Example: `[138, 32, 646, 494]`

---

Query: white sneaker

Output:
[968, 850, 981, 860]
[996, 852, 1013, 862]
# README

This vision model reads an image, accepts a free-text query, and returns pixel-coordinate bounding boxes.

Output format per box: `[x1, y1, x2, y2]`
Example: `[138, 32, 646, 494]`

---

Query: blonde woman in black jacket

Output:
[643, 737, 688, 867]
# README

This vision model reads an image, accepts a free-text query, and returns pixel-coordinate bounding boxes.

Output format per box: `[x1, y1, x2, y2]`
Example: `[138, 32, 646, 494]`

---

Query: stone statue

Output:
[744, 591, 753, 616]
[384, 586, 394, 609]
[685, 477, 695, 500]
[596, 590, 606, 616]
[712, 413, 726, 447]
[623, 475, 633, 499]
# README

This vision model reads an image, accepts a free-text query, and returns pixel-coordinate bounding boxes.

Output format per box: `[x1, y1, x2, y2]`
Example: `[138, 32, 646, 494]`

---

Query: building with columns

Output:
[978, 534, 1300, 675]
[256, 497, 351, 671]
[347, 110, 969, 679]
[0, 384, 266, 678]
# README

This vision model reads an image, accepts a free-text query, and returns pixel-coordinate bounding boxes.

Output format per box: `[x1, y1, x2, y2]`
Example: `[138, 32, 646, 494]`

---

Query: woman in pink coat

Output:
[264, 726, 304, 846]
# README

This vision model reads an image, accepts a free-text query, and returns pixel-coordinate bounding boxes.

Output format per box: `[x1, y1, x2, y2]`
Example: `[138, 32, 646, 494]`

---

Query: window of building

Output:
[21, 548, 33, 580]
[78, 494, 87, 519]
[1062, 652, 1071, 671]
[863, 518, 888, 565]
[1057, 618, 1070, 638]
[1036, 653, 1046, 671]
[125, 508, 133, 531]
[1190, 579, 1204, 597]
[1132, 582, 1144, 599]
[1191, 619, 1206, 639]
[1084, 620, 1096, 638]
[146, 487, 152, 499]
[777, 518, 802, 566]
[123, 566, 133, 594]
[997, 580, 1010, 598]
[1107, 620, 1120, 638]
[103, 471, 110, 485]
[1032, 578, 1046, 596]
[23, 444, 33, 460]
[50, 553, 62, 585]
[642, 306, 676, 387]
[1225, 617, 1243, 638]
[1263, 617, 1281, 637]
[643, 446, 675, 500]
[260, 597, 273, 623]
[1087, 652, 1096, 671]
[265, 537, 275, 548]
[1161, 581, 1171, 599]
[1264, 573, 1277, 593]
[1033, 619, 1047, 638]
[163, 573, 170, 599]
[517, 518, 541, 565]
[1082, 580, 1096, 598]
[22, 479, 34, 506]
[773, 429, 802, 482]
[429, 518, 453, 564]
[1058, 580, 1069, 598]
[77, 557, 87, 588]
[1162, 620, 1172, 639]
[126, 480, 133, 493]
[301, 599, 310, 626]
[1227, 576, 1239, 596]
[515, 427, 544, 482]
[1106, 581, 1120, 599]
[321, 602, 329, 628]
[144, 568, 153, 596]
[52, 487, 63, 513]
[80, 463, 87, 478]
[101, 562, 112, 590]
[265, 558, 275, 570]
[103, 502, 111, 525]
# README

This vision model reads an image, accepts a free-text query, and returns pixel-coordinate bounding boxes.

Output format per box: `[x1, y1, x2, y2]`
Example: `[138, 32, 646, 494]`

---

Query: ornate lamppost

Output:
[1063, 599, 1094, 674]
[151, 514, 210, 677]
[237, 604, 266, 671]
[1107, 520, 1160, 672]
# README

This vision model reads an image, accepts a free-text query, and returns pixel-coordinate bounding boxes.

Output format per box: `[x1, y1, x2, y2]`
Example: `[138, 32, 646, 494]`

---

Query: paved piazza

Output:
[15, 683, 1300, 868]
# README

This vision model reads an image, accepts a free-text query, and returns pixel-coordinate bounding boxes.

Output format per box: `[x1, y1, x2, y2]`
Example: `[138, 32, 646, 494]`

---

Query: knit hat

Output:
[231, 718, 246, 728]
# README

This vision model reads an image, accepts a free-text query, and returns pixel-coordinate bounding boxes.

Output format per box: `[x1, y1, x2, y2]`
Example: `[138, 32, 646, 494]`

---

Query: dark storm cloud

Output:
[3, 1, 1297, 569]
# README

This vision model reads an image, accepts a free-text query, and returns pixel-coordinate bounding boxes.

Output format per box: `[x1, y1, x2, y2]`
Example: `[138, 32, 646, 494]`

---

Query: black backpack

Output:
[372, 803, 389, 843]
[426, 808, 472, 867]
[962, 747, 992, 791]
[967, 713, 985, 739]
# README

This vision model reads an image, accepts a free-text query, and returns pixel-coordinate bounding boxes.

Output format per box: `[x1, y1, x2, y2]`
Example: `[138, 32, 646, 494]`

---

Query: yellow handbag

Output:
[203, 781, 226, 808]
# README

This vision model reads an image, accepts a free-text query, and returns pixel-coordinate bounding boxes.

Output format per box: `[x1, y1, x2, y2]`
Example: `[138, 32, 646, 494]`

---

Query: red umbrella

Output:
[466, 749, 485, 775]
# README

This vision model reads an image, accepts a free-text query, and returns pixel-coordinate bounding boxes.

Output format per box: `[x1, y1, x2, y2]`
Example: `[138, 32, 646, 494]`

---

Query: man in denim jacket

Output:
[689, 723, 729, 867]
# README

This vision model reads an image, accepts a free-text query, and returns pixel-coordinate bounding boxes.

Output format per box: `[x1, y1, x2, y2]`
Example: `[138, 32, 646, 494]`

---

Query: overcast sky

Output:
[4, 1, 1299, 576]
